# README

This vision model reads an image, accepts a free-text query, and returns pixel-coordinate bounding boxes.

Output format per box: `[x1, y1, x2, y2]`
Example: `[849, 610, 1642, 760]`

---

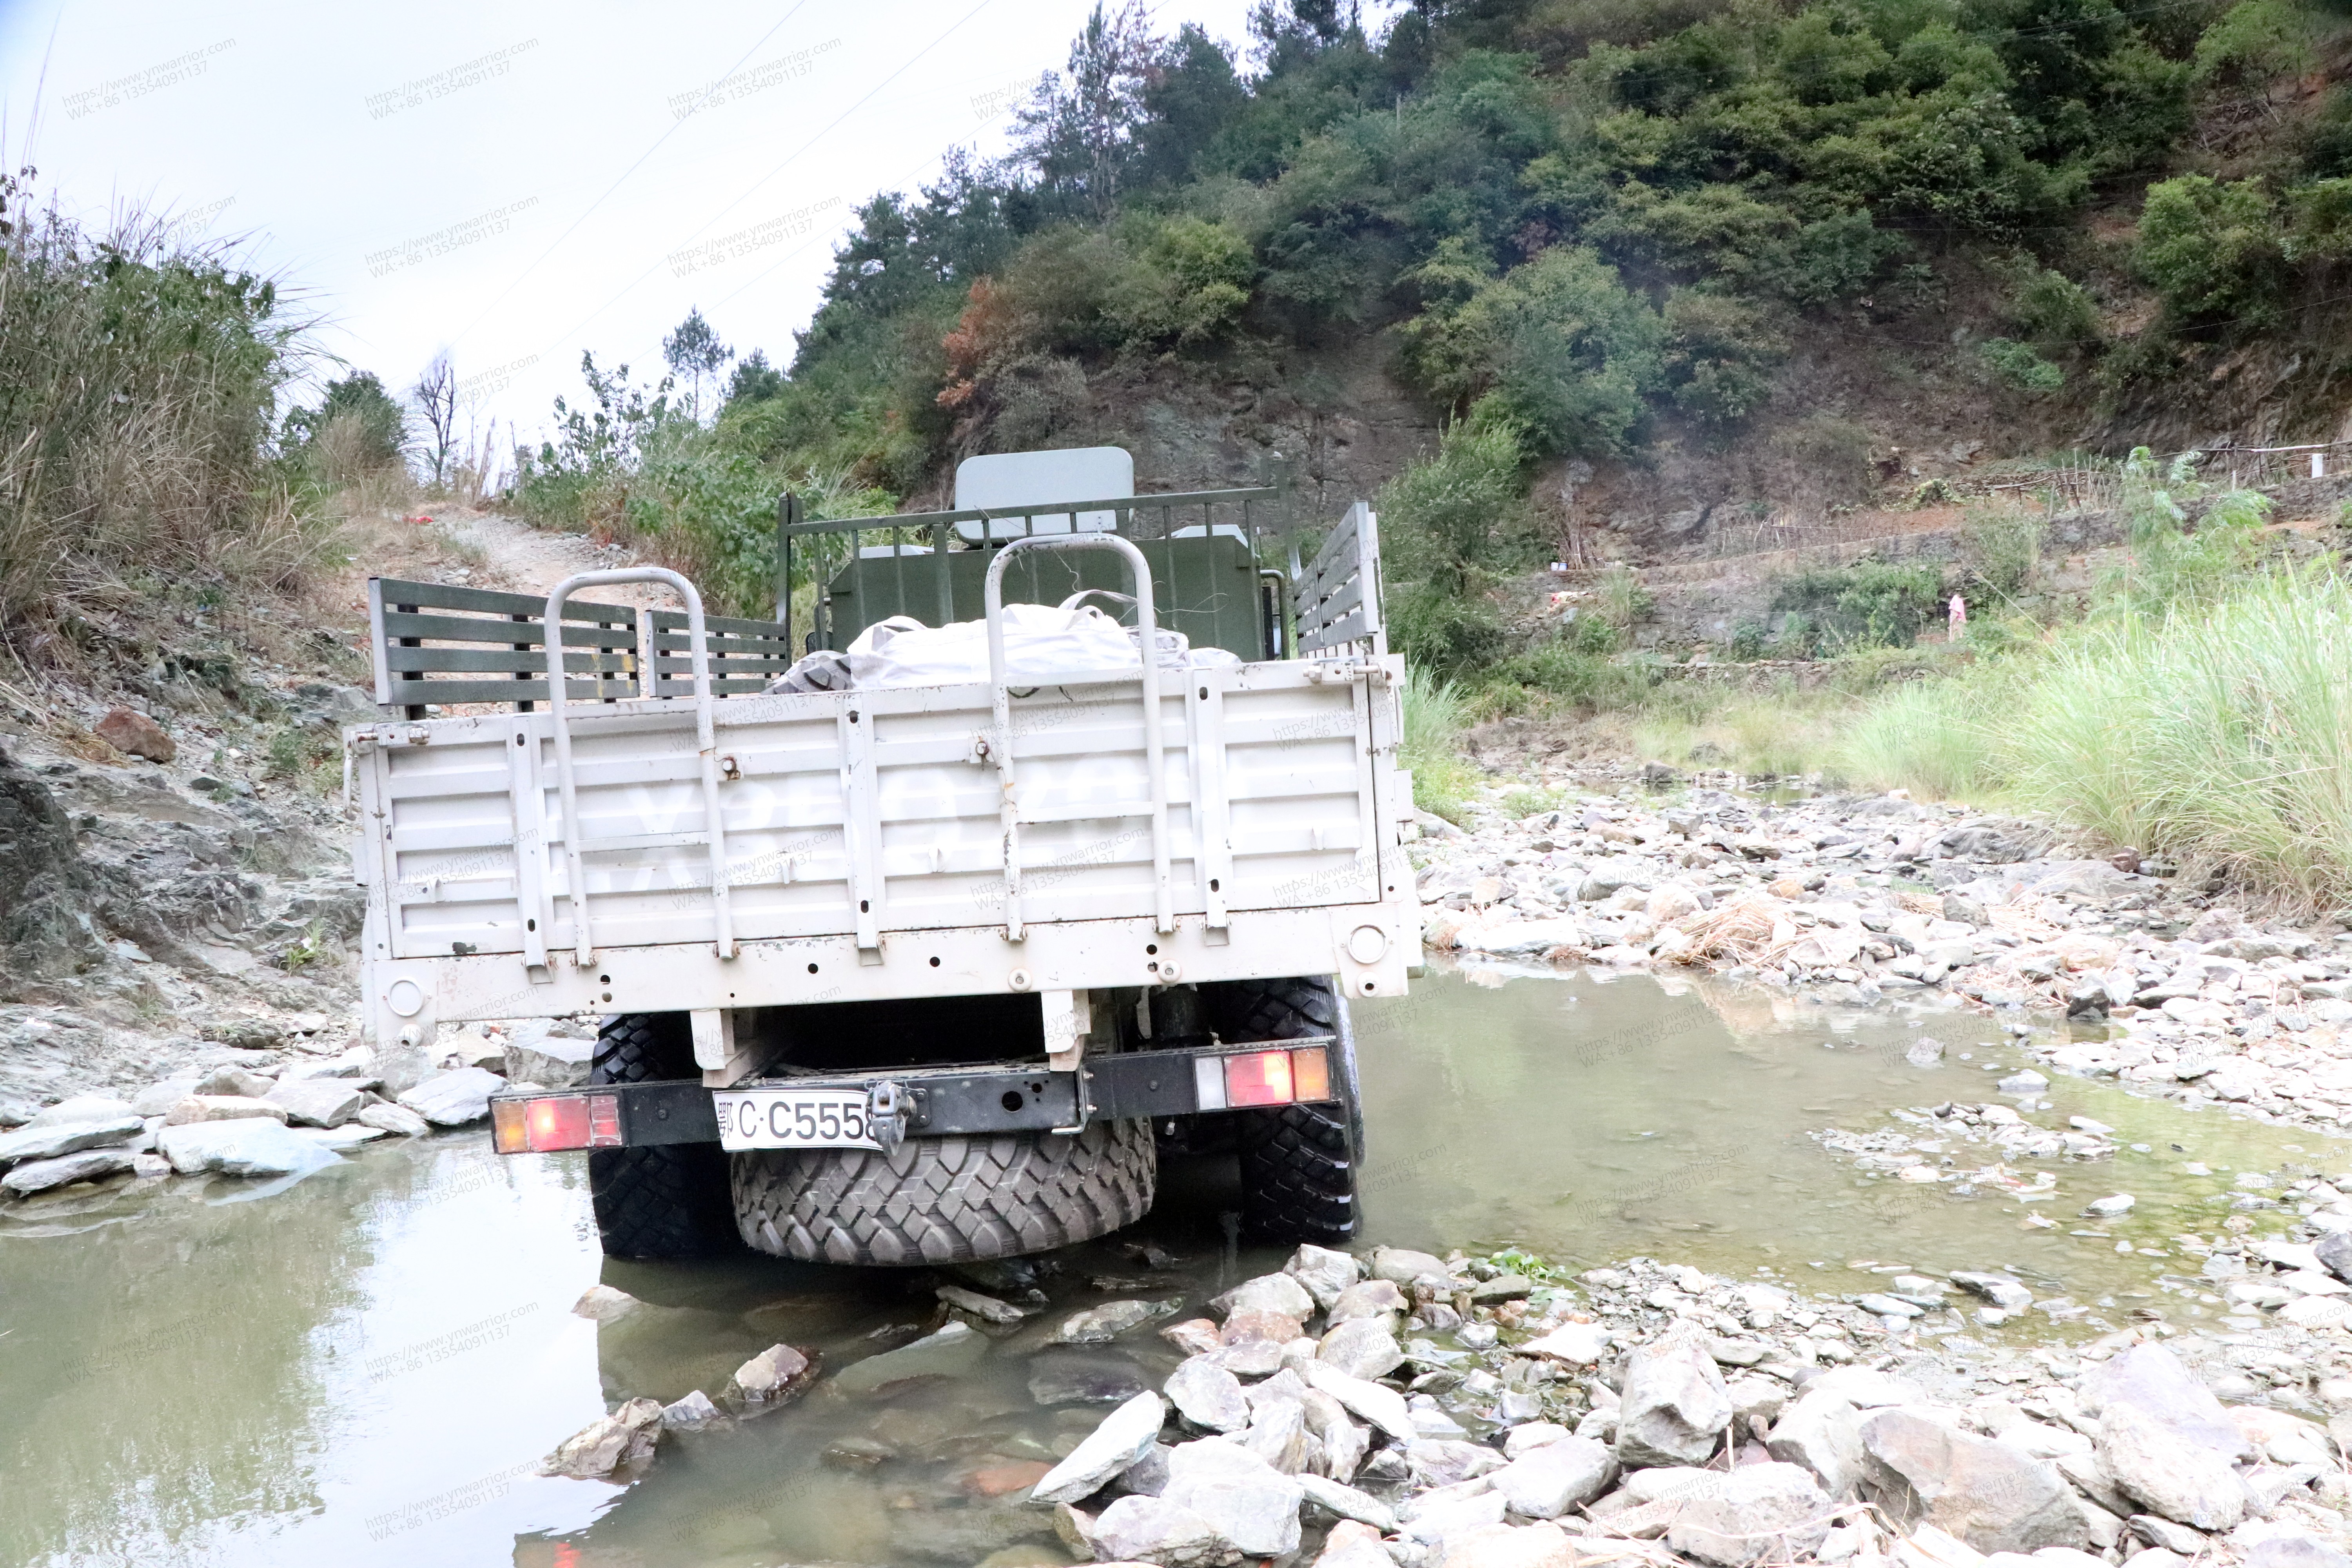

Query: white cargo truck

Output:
[350, 452, 1416, 1264]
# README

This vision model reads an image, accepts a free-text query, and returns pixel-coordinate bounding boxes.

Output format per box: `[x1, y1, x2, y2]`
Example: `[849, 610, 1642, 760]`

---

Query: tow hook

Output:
[867, 1081, 908, 1155]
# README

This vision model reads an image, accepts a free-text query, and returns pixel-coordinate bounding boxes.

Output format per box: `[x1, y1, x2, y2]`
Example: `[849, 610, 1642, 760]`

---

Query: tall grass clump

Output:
[1401, 664, 1479, 823]
[1840, 678, 2002, 800]
[0, 170, 321, 664]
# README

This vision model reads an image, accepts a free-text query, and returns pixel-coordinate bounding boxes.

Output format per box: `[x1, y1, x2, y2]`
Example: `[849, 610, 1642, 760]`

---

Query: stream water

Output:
[4, 962, 2339, 1568]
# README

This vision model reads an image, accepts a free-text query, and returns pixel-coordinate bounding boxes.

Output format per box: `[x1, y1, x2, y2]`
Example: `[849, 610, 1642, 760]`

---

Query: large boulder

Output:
[1490, 1435, 1617, 1518]
[2094, 1401, 2249, 1533]
[1086, 1494, 1239, 1568]
[1860, 1409, 2090, 1553]
[265, 1078, 365, 1129]
[1666, 1462, 1835, 1567]
[93, 707, 174, 762]
[1217, 1271, 1318, 1322]
[503, 1024, 594, 1088]
[1768, 1389, 1867, 1496]
[155, 1118, 342, 1178]
[2078, 1345, 2252, 1464]
[1162, 1437, 1305, 1559]
[1031, 1390, 1168, 1506]
[396, 1066, 507, 1127]
[1284, 1244, 1363, 1309]
[1615, 1331, 1734, 1467]
[0, 1115, 142, 1169]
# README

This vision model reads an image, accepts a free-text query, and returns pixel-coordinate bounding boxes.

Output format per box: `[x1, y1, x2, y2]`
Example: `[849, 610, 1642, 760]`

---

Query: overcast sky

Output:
[0, 0, 1298, 457]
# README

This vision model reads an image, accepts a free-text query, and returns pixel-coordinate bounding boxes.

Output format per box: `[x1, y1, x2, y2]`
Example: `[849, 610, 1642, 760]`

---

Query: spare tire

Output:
[585, 1013, 739, 1258]
[731, 1117, 1155, 1266]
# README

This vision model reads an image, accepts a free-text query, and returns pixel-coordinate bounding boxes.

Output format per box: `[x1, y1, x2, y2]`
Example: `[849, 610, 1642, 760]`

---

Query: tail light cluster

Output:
[492, 1093, 622, 1154]
[1193, 1045, 1334, 1112]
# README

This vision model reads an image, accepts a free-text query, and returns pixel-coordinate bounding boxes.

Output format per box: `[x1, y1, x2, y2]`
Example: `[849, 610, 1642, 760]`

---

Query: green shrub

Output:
[2135, 175, 2287, 327]
[1402, 664, 1480, 821]
[1661, 289, 1787, 426]
[1962, 505, 2046, 598]
[1771, 561, 1946, 649]
[2004, 265, 2102, 350]
[1978, 338, 2064, 393]
[1104, 213, 1256, 350]
[2191, 0, 2316, 91]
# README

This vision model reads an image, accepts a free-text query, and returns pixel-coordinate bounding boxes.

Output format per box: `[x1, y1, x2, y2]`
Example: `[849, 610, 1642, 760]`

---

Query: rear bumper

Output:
[488, 1037, 1339, 1153]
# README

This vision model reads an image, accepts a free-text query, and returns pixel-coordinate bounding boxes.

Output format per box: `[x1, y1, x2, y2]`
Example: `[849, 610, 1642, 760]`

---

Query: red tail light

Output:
[1197, 1046, 1335, 1111]
[492, 1093, 622, 1154]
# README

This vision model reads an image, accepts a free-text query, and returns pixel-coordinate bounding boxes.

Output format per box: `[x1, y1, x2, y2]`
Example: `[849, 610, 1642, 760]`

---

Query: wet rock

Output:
[572, 1284, 639, 1322]
[1163, 1436, 1304, 1559]
[1031, 1390, 1168, 1506]
[94, 707, 175, 762]
[836, 1320, 986, 1394]
[1519, 1322, 1610, 1367]
[1668, 1462, 1835, 1567]
[2095, 1401, 2248, 1533]
[2083, 1195, 2134, 1218]
[0, 1114, 143, 1168]
[1222, 1308, 1304, 1345]
[1907, 1038, 1948, 1067]
[264, 1078, 363, 1128]
[1054, 1299, 1172, 1344]
[1305, 1361, 1415, 1441]
[1241, 1394, 1312, 1474]
[1371, 1246, 1450, 1288]
[2078, 1345, 2252, 1463]
[1441, 1521, 1578, 1568]
[1284, 1244, 1363, 1309]
[542, 1396, 663, 1479]
[2, 1145, 136, 1195]
[1316, 1319, 1403, 1381]
[1298, 1472, 1395, 1531]
[356, 1102, 429, 1137]
[396, 1066, 505, 1127]
[661, 1390, 723, 1430]
[727, 1342, 816, 1408]
[1768, 1389, 1867, 1495]
[1161, 1318, 1221, 1356]
[156, 1118, 340, 1178]
[1615, 1331, 1734, 1467]
[1115, 1442, 1172, 1497]
[1167, 1355, 1252, 1432]
[1469, 1274, 1532, 1303]
[1327, 1278, 1408, 1325]
[1086, 1494, 1238, 1568]
[1860, 1408, 2089, 1553]
[502, 1026, 592, 1088]
[1030, 1351, 1149, 1407]
[1215, 1272, 1318, 1322]
[162, 1094, 288, 1127]
[962, 1458, 1052, 1495]
[1491, 1434, 1616, 1518]
[1203, 1339, 1287, 1377]
[939, 1283, 1033, 1323]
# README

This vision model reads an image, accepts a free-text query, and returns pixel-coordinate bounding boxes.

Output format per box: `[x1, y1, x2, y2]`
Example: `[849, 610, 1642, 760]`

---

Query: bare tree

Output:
[412, 353, 458, 489]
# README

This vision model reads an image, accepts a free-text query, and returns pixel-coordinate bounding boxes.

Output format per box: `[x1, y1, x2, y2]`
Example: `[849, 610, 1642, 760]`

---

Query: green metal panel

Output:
[822, 535, 1270, 660]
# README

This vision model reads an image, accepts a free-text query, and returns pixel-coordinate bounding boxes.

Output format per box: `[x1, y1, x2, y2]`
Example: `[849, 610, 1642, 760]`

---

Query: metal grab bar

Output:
[543, 569, 736, 965]
[984, 536, 1173, 942]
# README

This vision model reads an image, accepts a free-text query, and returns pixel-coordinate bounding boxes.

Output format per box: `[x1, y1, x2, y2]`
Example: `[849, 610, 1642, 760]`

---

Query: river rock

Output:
[265, 1078, 365, 1128]
[1370, 1246, 1450, 1287]
[1087, 1494, 1239, 1568]
[1054, 1299, 1170, 1344]
[94, 706, 174, 762]
[1, 1146, 136, 1195]
[542, 1396, 663, 1479]
[2095, 1401, 2248, 1532]
[1504, 1423, 1572, 1459]
[1615, 1331, 1734, 1467]
[356, 1102, 430, 1137]
[1115, 1442, 1172, 1497]
[727, 1343, 815, 1407]
[23, 1094, 139, 1128]
[1860, 1408, 2089, 1552]
[1490, 1434, 1616, 1518]
[573, 1284, 639, 1322]
[129, 1078, 201, 1117]
[1316, 1319, 1403, 1380]
[1242, 1396, 1312, 1474]
[1216, 1272, 1318, 1322]
[1951, 1273, 2034, 1311]
[156, 1118, 341, 1178]
[1305, 1361, 1415, 1441]
[835, 1320, 986, 1393]
[1031, 1390, 1168, 1505]
[194, 1065, 276, 1098]
[1408, 1438, 1505, 1488]
[1667, 1462, 1835, 1567]
[396, 1067, 505, 1126]
[1030, 1350, 1149, 1406]
[938, 1283, 1032, 1323]
[661, 1389, 723, 1430]
[163, 1094, 289, 1127]
[1441, 1520, 1578, 1568]
[1284, 1244, 1363, 1308]
[1298, 1471, 1395, 1530]
[0, 1114, 143, 1169]
[1769, 1389, 1866, 1495]
[503, 1026, 593, 1088]
[1316, 1519, 1394, 1568]
[1163, 1436, 1305, 1558]
[1519, 1322, 1610, 1367]
[2078, 1345, 2252, 1463]
[1168, 1355, 1252, 1432]
[2314, 1230, 2352, 1285]
[1403, 1492, 1510, 1551]
[1222, 1308, 1303, 1345]
[1327, 1279, 1408, 1324]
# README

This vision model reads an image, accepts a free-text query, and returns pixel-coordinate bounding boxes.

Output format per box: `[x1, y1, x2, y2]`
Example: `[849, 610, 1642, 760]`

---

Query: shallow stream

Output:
[5, 963, 2339, 1567]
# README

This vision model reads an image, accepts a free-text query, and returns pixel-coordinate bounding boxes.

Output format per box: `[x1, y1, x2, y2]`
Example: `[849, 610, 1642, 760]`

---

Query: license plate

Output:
[712, 1089, 880, 1152]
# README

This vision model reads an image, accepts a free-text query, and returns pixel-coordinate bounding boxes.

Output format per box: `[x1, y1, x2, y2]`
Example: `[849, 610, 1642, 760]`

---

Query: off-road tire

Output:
[730, 1118, 1156, 1265]
[586, 1014, 739, 1259]
[1207, 975, 1363, 1246]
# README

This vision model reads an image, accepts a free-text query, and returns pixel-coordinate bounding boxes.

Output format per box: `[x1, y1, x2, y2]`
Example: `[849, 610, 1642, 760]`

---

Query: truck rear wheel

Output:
[731, 1117, 1156, 1266]
[1205, 975, 1363, 1246]
[586, 1014, 740, 1259]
